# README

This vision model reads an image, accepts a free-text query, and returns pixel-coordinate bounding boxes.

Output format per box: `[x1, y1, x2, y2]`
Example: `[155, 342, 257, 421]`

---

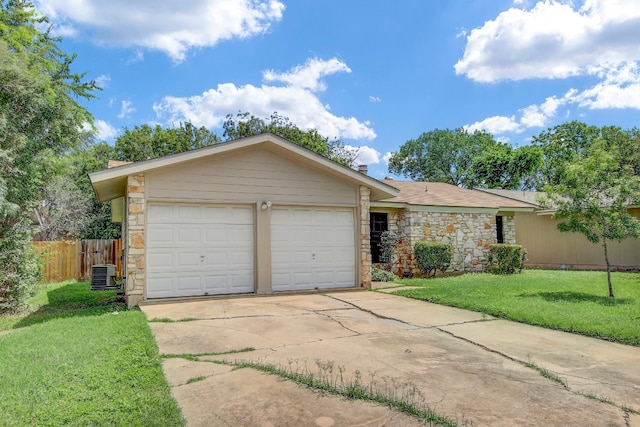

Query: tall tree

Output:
[541, 133, 640, 298]
[471, 143, 542, 190]
[223, 112, 356, 166]
[1, 0, 97, 311]
[531, 121, 600, 189]
[388, 128, 493, 187]
[113, 122, 220, 162]
[388, 128, 540, 189]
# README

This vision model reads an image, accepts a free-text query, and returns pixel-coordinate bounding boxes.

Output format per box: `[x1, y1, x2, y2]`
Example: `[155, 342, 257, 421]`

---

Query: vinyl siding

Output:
[516, 211, 640, 269]
[146, 146, 357, 205]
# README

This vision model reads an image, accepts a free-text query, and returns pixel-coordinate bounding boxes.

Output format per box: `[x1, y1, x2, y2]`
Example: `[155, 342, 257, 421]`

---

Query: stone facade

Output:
[385, 208, 517, 276]
[359, 186, 372, 288]
[125, 174, 145, 307]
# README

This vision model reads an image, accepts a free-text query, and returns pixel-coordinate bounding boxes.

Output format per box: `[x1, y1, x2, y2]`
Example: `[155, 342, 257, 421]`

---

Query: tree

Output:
[1, 1, 97, 311]
[113, 122, 220, 162]
[388, 128, 540, 189]
[542, 136, 640, 298]
[531, 121, 600, 189]
[223, 112, 356, 166]
[472, 143, 542, 190]
[388, 128, 489, 187]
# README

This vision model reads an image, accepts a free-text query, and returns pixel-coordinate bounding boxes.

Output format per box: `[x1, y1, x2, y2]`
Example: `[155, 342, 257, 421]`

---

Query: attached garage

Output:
[89, 133, 398, 307]
[271, 207, 355, 291]
[146, 203, 254, 298]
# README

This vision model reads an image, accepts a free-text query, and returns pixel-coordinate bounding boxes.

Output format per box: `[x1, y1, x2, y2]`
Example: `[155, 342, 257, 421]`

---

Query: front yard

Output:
[0, 282, 184, 426]
[393, 269, 640, 346]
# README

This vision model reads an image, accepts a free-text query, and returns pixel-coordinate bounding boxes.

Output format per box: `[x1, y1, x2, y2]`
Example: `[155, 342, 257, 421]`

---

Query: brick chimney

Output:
[358, 164, 368, 175]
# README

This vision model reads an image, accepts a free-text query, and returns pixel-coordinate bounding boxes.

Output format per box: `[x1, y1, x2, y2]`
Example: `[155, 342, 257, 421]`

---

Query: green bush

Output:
[379, 231, 401, 271]
[487, 244, 525, 274]
[414, 241, 452, 277]
[371, 267, 398, 282]
[0, 219, 40, 313]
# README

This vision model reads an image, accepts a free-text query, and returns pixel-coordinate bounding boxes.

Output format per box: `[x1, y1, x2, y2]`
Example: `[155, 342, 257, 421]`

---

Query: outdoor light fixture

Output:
[261, 201, 272, 210]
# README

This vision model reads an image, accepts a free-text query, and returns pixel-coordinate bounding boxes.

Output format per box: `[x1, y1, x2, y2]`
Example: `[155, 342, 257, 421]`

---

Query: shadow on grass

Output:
[521, 291, 632, 306]
[14, 282, 127, 329]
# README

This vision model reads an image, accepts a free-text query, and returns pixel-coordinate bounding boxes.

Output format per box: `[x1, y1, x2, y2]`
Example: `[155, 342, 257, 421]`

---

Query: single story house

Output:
[479, 189, 640, 271]
[370, 180, 537, 276]
[90, 133, 398, 307]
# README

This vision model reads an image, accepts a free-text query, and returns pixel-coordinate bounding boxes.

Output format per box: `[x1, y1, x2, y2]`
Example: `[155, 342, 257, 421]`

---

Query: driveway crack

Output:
[313, 310, 361, 336]
[325, 294, 495, 330]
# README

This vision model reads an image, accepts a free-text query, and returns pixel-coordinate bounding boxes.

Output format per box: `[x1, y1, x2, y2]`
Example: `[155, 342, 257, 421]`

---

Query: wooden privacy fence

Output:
[32, 239, 123, 283]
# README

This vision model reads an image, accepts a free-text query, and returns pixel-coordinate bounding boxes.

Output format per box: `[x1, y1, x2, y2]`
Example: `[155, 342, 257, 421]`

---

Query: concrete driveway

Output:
[141, 289, 640, 427]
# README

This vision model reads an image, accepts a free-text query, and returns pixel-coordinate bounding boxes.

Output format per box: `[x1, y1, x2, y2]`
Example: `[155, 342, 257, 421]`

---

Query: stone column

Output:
[126, 174, 145, 307]
[359, 186, 371, 288]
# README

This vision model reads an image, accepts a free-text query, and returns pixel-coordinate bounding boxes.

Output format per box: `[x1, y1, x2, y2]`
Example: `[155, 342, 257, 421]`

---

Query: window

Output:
[370, 212, 388, 263]
[496, 215, 504, 244]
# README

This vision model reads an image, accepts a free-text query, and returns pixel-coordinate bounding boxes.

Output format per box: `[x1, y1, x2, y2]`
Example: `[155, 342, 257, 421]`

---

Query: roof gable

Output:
[90, 133, 398, 202]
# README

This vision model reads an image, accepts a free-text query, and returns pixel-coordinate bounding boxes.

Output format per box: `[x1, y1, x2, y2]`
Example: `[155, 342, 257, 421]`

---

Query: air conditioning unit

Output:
[91, 264, 117, 291]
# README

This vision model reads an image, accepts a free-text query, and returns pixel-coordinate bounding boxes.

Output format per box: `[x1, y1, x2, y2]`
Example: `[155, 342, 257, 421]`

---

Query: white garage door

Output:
[271, 207, 355, 291]
[147, 203, 254, 298]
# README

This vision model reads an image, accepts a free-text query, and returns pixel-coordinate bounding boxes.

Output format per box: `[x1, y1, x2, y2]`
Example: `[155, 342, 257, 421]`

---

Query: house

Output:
[370, 180, 537, 275]
[89, 133, 398, 307]
[479, 189, 640, 271]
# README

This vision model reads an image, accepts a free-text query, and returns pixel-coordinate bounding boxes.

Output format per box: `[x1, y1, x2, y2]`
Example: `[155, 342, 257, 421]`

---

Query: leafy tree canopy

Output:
[388, 128, 541, 189]
[541, 128, 640, 297]
[113, 122, 220, 162]
[1, 0, 97, 311]
[223, 112, 356, 166]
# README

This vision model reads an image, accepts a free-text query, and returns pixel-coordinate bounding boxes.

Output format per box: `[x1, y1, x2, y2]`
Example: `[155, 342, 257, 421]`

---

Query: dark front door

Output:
[370, 212, 388, 263]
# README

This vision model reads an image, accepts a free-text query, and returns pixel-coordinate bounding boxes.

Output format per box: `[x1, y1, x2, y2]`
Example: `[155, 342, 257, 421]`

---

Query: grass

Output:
[394, 269, 640, 346]
[0, 281, 185, 426]
[216, 358, 462, 427]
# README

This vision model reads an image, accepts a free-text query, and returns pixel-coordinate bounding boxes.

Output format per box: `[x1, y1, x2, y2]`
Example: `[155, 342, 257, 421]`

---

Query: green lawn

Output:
[0, 282, 185, 426]
[394, 269, 640, 346]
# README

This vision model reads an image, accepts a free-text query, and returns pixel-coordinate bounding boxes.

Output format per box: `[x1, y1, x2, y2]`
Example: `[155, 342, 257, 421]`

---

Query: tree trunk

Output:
[603, 240, 614, 298]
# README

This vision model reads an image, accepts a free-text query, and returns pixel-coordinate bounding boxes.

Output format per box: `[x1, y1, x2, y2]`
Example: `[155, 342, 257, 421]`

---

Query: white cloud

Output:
[369, 96, 382, 103]
[570, 62, 640, 109]
[465, 115, 522, 134]
[455, 0, 640, 82]
[465, 62, 640, 135]
[94, 74, 110, 89]
[382, 152, 394, 165]
[125, 50, 144, 65]
[153, 58, 376, 140]
[345, 145, 381, 166]
[94, 120, 119, 140]
[35, 0, 285, 62]
[263, 58, 350, 91]
[118, 100, 135, 119]
[519, 95, 563, 127]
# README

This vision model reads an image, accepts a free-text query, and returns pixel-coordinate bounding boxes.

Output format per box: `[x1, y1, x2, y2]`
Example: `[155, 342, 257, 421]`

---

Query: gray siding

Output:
[146, 146, 357, 205]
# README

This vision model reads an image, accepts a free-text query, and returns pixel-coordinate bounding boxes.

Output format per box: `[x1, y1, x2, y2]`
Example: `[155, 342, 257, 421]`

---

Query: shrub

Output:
[371, 267, 398, 282]
[414, 241, 452, 277]
[378, 230, 401, 271]
[487, 244, 525, 274]
[0, 219, 40, 313]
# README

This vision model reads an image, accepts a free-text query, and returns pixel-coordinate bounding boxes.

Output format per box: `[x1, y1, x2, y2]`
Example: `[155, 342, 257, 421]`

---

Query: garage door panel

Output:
[271, 207, 355, 291]
[147, 203, 254, 298]
[230, 274, 254, 290]
[177, 276, 201, 291]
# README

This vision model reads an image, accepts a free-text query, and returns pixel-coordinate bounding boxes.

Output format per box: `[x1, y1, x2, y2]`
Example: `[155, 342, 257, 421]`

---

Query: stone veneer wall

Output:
[502, 214, 516, 244]
[388, 209, 517, 275]
[359, 186, 372, 288]
[126, 174, 145, 307]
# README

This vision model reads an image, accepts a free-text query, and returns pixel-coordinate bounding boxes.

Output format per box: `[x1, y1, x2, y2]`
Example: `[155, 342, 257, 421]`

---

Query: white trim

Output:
[145, 197, 358, 208]
[370, 201, 535, 214]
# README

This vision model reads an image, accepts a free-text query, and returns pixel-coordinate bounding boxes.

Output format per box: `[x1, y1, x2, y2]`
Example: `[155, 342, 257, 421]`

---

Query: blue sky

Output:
[36, 0, 640, 178]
